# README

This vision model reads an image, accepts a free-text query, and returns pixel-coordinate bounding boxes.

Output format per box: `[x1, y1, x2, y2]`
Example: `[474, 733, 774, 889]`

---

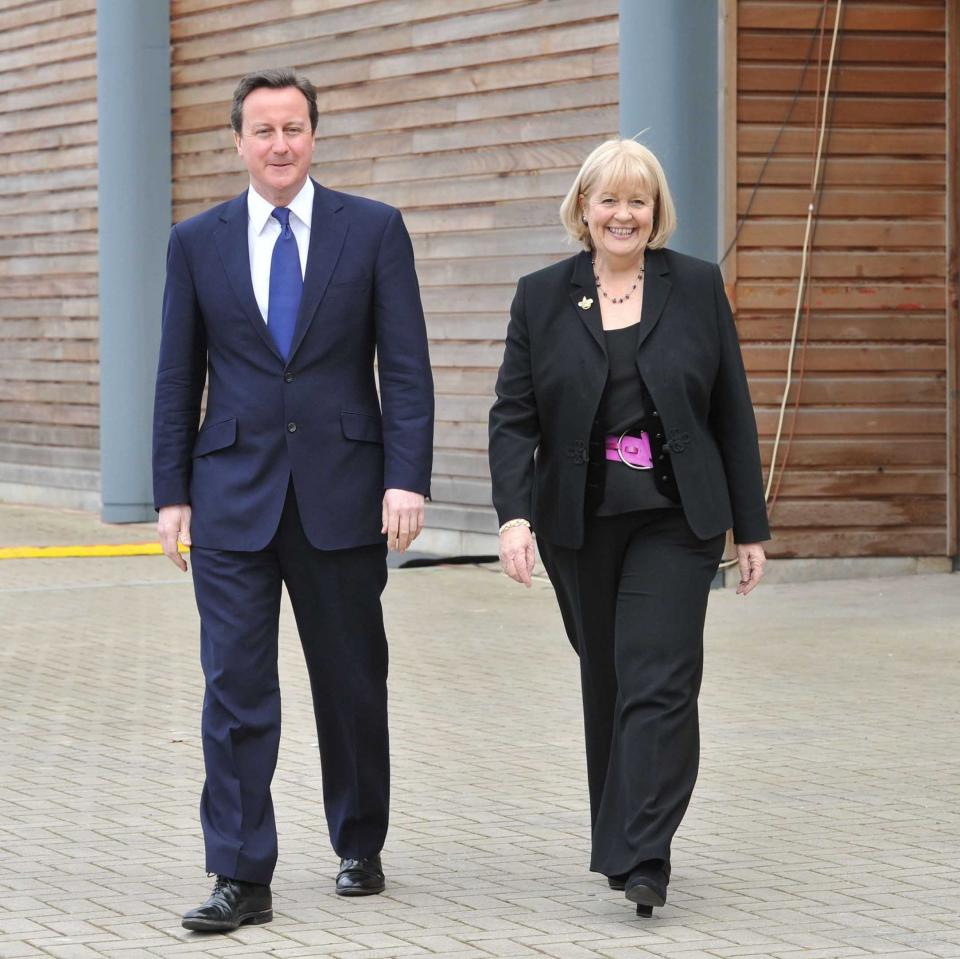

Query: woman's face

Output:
[580, 181, 655, 264]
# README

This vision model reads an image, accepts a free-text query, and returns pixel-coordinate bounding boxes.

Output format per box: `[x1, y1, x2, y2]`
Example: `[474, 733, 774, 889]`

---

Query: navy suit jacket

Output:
[152, 179, 434, 551]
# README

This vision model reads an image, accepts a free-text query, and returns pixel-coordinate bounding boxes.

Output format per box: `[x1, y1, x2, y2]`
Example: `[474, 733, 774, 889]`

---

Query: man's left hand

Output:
[381, 489, 426, 553]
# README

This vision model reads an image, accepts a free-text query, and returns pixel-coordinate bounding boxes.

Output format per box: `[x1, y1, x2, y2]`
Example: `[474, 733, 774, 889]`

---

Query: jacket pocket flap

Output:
[192, 417, 237, 457]
[341, 410, 383, 444]
[329, 272, 372, 288]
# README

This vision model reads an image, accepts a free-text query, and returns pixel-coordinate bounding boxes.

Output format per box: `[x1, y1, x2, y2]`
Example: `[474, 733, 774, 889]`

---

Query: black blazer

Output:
[488, 248, 770, 549]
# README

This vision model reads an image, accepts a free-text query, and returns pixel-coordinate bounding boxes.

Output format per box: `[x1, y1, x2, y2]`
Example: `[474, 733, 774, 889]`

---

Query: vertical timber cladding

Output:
[0, 0, 99, 509]
[735, 0, 949, 557]
[170, 0, 619, 542]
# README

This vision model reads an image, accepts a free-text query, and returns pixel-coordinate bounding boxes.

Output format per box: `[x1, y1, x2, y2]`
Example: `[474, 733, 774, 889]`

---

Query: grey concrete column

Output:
[97, 0, 171, 522]
[619, 0, 721, 261]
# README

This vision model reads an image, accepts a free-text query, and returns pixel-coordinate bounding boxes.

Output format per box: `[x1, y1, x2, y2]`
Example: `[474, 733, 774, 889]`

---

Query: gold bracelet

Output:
[499, 518, 531, 535]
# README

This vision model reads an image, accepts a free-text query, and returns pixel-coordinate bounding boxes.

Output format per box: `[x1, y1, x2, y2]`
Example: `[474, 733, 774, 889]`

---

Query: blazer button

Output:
[284, 372, 295, 383]
[287, 422, 297, 433]
[652, 411, 659, 417]
[661, 474, 668, 481]
[659, 454, 665, 461]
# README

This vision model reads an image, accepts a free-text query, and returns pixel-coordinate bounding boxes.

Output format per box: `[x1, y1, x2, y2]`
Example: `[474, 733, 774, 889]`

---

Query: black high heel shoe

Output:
[624, 862, 668, 918]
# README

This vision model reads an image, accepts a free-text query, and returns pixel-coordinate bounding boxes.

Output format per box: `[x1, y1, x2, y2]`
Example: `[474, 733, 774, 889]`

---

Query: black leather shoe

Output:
[336, 855, 385, 896]
[607, 874, 627, 891]
[624, 861, 668, 917]
[181, 875, 273, 932]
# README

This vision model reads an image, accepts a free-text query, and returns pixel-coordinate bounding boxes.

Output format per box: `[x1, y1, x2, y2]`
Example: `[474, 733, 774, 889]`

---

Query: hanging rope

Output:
[767, 0, 840, 514]
[764, 0, 844, 502]
[720, 0, 844, 571]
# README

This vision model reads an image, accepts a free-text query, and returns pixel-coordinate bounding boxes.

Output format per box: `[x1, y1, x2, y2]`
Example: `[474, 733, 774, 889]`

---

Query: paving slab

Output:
[0, 505, 958, 958]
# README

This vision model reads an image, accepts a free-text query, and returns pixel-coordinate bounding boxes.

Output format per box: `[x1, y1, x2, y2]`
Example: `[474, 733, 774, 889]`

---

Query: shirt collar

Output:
[247, 178, 315, 235]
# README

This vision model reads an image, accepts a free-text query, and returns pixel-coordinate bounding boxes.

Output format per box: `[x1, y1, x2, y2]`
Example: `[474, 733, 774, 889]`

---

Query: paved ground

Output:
[1, 504, 959, 959]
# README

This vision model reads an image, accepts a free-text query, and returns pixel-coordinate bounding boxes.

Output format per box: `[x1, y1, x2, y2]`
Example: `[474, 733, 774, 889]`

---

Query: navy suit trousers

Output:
[190, 481, 389, 884]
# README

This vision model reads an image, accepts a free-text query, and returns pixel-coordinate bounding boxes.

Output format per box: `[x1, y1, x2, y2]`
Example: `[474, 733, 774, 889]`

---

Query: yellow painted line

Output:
[0, 543, 189, 560]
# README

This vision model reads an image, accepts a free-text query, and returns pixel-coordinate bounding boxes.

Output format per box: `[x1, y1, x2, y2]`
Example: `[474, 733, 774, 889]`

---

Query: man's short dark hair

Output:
[230, 68, 319, 134]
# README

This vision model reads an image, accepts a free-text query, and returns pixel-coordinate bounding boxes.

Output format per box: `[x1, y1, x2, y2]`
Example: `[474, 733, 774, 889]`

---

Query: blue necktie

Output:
[267, 207, 302, 360]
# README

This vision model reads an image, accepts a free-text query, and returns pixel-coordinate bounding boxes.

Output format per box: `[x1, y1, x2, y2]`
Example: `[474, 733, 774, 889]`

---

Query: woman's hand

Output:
[499, 525, 536, 588]
[735, 542, 766, 596]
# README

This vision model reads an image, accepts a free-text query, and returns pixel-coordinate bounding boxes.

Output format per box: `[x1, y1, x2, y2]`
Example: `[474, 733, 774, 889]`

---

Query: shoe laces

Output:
[209, 873, 229, 894]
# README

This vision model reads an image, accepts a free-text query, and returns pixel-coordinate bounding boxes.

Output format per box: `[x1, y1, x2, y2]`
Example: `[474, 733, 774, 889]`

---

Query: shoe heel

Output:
[242, 909, 273, 926]
[625, 880, 665, 914]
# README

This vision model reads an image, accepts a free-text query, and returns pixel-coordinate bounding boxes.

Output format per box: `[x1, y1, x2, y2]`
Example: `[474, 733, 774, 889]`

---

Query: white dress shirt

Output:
[247, 179, 313, 323]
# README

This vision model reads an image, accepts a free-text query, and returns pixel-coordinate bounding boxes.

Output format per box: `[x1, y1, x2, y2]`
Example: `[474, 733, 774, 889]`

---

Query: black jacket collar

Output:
[568, 248, 672, 353]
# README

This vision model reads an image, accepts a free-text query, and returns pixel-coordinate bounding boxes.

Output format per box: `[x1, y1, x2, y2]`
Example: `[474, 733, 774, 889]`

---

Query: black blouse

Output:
[594, 323, 680, 516]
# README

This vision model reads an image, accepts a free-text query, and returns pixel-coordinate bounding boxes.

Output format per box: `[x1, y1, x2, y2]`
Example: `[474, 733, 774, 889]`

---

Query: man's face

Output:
[234, 86, 315, 206]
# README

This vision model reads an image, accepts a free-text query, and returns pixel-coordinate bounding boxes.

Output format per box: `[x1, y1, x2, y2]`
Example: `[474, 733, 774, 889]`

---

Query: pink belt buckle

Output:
[604, 431, 653, 470]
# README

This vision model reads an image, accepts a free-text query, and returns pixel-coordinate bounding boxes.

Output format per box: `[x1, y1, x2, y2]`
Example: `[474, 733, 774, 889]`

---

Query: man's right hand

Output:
[158, 504, 192, 572]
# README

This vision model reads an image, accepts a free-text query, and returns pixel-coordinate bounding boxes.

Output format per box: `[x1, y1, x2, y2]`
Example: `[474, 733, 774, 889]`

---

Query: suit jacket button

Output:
[661, 474, 668, 481]
[284, 372, 295, 383]
[652, 411, 659, 417]
[287, 422, 297, 433]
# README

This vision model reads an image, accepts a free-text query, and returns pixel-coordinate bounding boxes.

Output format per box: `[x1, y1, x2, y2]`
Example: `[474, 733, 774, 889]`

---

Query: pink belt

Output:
[604, 431, 653, 470]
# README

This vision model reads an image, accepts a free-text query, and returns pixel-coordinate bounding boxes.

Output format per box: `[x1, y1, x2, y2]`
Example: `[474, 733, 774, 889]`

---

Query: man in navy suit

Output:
[152, 69, 434, 931]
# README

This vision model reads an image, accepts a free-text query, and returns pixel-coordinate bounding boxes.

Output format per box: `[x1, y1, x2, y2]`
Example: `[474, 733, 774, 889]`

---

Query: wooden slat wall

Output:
[0, 0, 99, 508]
[170, 0, 618, 539]
[734, 0, 950, 557]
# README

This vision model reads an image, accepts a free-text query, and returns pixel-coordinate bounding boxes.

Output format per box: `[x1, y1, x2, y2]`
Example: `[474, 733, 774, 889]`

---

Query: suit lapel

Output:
[636, 249, 672, 352]
[288, 181, 347, 361]
[568, 250, 606, 355]
[568, 248, 671, 354]
[213, 192, 283, 361]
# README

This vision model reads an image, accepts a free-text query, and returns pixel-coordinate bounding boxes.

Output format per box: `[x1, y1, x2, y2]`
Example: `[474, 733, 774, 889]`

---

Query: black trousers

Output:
[190, 481, 389, 884]
[538, 508, 724, 879]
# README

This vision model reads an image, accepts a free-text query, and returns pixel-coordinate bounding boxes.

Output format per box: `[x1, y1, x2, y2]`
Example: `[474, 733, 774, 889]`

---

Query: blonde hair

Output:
[559, 139, 676, 250]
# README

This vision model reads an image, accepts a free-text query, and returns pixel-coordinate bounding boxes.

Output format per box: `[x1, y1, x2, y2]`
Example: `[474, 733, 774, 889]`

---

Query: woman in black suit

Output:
[488, 139, 770, 917]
